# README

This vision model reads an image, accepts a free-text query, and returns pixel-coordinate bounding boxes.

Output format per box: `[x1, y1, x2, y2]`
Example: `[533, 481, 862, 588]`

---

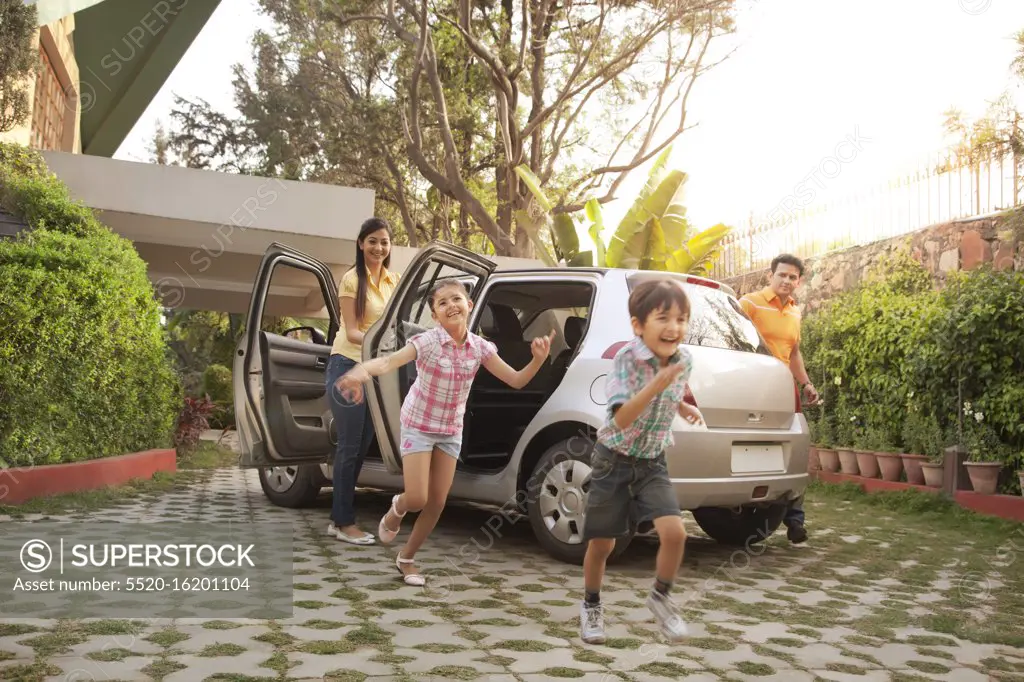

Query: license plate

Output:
[731, 444, 785, 474]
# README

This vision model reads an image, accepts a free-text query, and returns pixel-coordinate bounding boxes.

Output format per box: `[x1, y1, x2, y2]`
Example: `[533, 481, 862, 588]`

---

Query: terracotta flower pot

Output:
[900, 453, 928, 485]
[921, 462, 944, 488]
[964, 462, 1003, 495]
[876, 452, 904, 482]
[836, 448, 859, 475]
[808, 446, 820, 472]
[855, 450, 879, 478]
[818, 448, 839, 472]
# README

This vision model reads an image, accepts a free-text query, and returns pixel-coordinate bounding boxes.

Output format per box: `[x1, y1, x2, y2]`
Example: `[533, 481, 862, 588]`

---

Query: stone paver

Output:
[1, 465, 1022, 681]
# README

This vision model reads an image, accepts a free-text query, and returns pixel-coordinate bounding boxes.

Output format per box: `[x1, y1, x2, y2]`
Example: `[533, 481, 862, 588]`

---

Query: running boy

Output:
[580, 277, 703, 644]
[335, 279, 553, 587]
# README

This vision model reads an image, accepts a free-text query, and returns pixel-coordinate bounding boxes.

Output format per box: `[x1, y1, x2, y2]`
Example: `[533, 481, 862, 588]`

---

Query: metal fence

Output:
[709, 149, 1024, 280]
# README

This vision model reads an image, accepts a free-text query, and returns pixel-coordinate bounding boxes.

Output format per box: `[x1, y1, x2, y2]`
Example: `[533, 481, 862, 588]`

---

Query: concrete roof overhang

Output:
[40, 151, 543, 317]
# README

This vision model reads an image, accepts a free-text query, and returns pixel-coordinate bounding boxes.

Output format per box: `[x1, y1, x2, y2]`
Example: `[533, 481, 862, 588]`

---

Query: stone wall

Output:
[721, 211, 1024, 314]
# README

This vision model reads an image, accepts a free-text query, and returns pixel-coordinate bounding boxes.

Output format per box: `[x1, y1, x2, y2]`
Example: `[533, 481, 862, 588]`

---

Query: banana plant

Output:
[514, 148, 732, 275]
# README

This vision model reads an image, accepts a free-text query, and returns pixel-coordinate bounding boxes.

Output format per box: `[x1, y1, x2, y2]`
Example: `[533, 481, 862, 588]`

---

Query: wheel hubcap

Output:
[263, 466, 298, 493]
[538, 459, 592, 545]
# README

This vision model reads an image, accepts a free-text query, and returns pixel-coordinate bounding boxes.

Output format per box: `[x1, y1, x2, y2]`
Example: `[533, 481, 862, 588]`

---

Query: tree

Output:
[515, 146, 732, 274]
[166, 0, 735, 256]
[0, 0, 37, 134]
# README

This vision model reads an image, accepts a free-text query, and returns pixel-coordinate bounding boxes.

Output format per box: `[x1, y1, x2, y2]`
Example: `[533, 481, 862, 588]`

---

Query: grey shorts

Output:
[582, 442, 681, 541]
[399, 426, 462, 460]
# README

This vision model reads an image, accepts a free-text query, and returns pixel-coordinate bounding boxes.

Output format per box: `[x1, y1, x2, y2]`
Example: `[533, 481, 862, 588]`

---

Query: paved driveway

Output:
[1, 467, 1023, 681]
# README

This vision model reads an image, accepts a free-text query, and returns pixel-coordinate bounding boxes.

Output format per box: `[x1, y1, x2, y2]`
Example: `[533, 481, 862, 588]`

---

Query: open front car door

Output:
[363, 241, 498, 474]
[235, 242, 340, 468]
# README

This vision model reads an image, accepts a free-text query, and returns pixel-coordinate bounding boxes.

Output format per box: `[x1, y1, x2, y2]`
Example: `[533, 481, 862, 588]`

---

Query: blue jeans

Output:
[784, 494, 805, 527]
[325, 354, 375, 527]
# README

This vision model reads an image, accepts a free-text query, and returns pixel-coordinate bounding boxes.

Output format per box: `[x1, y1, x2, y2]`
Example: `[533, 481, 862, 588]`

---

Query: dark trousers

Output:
[325, 354, 375, 527]
[784, 494, 805, 527]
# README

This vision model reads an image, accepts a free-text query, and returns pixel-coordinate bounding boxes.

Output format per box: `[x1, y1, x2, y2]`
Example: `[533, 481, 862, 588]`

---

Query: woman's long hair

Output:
[352, 217, 393, 323]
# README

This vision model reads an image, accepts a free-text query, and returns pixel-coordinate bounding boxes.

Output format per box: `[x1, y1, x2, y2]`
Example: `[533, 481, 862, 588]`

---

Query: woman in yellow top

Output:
[325, 217, 401, 544]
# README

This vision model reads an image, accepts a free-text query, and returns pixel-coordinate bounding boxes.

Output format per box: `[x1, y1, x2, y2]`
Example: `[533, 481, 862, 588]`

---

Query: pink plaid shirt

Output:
[400, 326, 498, 435]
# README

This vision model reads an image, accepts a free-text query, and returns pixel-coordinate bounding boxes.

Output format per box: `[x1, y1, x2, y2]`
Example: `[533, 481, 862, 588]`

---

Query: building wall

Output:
[721, 211, 1023, 315]
[0, 16, 81, 154]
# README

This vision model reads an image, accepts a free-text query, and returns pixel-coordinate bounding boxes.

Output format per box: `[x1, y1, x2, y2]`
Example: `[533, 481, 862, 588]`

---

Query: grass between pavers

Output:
[0, 443, 238, 518]
[3, 474, 1024, 681]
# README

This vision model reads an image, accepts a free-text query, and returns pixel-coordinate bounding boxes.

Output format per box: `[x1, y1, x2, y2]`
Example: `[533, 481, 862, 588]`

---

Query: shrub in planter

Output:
[961, 403, 1011, 495]
[900, 404, 942, 486]
[833, 405, 859, 475]
[0, 143, 180, 466]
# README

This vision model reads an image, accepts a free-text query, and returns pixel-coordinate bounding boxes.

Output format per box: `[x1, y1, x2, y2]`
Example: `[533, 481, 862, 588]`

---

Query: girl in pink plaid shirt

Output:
[336, 279, 554, 586]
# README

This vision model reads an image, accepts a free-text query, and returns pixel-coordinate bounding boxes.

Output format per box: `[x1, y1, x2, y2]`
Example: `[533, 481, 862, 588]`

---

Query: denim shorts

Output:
[582, 442, 681, 541]
[399, 426, 462, 460]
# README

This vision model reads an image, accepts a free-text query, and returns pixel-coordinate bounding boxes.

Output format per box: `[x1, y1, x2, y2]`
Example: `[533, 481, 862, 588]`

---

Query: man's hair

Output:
[771, 253, 805, 277]
[428, 278, 470, 310]
[628, 278, 690, 324]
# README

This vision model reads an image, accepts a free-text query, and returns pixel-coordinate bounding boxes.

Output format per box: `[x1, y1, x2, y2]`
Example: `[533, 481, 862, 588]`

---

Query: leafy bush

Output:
[0, 143, 180, 467]
[802, 243, 1023, 467]
[201, 363, 234, 429]
[174, 395, 216, 452]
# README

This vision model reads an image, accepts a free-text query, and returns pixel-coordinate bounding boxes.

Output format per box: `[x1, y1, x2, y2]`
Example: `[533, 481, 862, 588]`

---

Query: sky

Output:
[115, 0, 1024, 233]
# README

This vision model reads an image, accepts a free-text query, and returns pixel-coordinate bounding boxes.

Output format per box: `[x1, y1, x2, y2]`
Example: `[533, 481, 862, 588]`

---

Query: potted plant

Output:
[870, 429, 903, 482]
[817, 414, 840, 473]
[834, 408, 859, 476]
[854, 426, 881, 479]
[961, 403, 1008, 495]
[807, 414, 821, 472]
[900, 406, 933, 486]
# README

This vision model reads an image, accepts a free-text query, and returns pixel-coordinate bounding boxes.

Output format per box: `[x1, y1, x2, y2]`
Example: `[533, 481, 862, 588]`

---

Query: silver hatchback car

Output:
[234, 241, 809, 564]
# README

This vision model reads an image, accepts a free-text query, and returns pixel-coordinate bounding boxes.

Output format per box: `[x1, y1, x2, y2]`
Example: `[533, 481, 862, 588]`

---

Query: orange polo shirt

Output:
[739, 287, 802, 367]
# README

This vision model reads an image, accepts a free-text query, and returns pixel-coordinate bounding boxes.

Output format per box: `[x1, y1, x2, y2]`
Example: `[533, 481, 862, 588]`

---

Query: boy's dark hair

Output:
[628, 278, 690, 323]
[428, 278, 470, 310]
[770, 253, 804, 277]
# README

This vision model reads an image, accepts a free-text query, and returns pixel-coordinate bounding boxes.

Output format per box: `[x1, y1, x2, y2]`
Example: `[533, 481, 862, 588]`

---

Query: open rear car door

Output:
[363, 241, 497, 473]
[235, 243, 340, 468]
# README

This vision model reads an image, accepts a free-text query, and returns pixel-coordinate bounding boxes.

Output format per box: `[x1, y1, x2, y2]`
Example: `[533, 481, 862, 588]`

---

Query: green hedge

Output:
[0, 143, 180, 467]
[802, 245, 1023, 469]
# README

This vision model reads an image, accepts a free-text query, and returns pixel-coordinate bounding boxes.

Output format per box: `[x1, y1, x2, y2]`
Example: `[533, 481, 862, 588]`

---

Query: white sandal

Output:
[378, 494, 405, 545]
[395, 552, 425, 587]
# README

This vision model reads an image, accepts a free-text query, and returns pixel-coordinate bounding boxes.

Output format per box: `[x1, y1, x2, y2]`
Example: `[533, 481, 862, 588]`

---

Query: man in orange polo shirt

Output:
[739, 253, 819, 544]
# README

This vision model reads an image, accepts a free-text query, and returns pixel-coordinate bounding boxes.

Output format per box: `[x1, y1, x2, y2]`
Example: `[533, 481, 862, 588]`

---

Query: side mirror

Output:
[283, 326, 327, 345]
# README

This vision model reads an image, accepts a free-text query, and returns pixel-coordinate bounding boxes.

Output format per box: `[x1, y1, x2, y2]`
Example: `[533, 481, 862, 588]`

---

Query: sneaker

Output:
[646, 590, 689, 642]
[787, 522, 808, 544]
[580, 601, 605, 644]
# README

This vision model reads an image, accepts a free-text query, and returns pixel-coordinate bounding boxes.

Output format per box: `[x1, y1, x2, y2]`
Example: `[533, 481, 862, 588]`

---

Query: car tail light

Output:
[602, 341, 629, 359]
[794, 383, 802, 413]
[685, 276, 721, 289]
[683, 383, 698, 407]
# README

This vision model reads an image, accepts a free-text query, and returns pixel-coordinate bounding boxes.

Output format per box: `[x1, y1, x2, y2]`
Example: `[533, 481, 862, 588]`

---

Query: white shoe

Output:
[378, 494, 404, 545]
[327, 523, 375, 545]
[647, 590, 689, 642]
[395, 552, 425, 586]
[580, 601, 606, 644]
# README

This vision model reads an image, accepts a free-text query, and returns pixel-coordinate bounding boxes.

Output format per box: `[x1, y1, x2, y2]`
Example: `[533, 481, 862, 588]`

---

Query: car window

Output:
[682, 285, 773, 356]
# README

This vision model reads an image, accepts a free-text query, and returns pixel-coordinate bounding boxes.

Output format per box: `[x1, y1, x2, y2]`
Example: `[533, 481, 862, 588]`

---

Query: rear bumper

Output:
[671, 472, 808, 510]
[664, 414, 810, 510]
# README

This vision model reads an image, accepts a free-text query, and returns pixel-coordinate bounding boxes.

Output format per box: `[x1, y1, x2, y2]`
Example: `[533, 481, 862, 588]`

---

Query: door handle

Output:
[315, 357, 326, 369]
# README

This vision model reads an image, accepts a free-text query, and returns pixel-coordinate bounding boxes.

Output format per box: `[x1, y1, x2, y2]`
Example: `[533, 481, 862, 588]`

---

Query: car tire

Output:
[258, 464, 323, 508]
[691, 503, 788, 547]
[525, 439, 632, 566]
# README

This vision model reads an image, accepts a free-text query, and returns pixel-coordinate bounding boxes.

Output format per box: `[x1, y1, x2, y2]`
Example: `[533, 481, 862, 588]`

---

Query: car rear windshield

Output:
[627, 276, 773, 356]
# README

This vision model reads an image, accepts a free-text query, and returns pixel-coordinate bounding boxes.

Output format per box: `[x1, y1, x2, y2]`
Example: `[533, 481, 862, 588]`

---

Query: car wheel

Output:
[258, 464, 323, 507]
[525, 439, 632, 566]
[691, 503, 787, 547]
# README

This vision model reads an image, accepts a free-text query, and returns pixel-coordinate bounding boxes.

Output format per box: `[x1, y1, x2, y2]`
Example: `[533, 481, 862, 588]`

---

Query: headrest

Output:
[563, 316, 586, 348]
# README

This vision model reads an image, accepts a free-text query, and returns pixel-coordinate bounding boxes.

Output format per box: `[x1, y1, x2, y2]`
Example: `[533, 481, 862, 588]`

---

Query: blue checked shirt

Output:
[596, 337, 693, 459]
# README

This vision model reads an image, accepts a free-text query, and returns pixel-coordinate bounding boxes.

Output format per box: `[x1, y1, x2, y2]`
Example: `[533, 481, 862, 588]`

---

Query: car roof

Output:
[492, 266, 736, 298]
